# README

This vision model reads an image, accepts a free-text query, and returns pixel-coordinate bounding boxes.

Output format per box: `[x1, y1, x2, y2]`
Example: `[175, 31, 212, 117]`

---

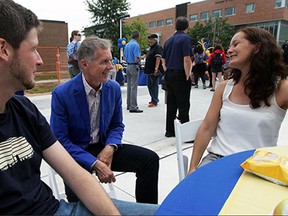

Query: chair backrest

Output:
[174, 118, 203, 182]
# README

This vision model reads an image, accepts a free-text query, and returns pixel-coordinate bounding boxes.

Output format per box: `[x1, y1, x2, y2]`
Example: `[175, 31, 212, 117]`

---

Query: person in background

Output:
[124, 30, 143, 113]
[282, 40, 288, 65]
[145, 34, 163, 107]
[193, 44, 207, 89]
[208, 44, 226, 92]
[66, 30, 82, 78]
[162, 16, 193, 137]
[50, 36, 159, 205]
[0, 0, 159, 215]
[207, 48, 213, 88]
[223, 49, 231, 80]
[188, 27, 288, 175]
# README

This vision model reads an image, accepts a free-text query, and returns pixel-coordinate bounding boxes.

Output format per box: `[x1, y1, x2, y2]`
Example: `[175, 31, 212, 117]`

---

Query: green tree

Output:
[189, 17, 235, 50]
[123, 17, 149, 54]
[84, 0, 130, 57]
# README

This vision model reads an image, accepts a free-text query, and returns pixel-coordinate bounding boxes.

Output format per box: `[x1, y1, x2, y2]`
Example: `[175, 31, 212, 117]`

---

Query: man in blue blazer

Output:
[50, 36, 159, 204]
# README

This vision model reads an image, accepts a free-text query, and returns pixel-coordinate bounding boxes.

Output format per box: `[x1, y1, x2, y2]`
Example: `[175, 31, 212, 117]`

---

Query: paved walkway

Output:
[28, 82, 288, 204]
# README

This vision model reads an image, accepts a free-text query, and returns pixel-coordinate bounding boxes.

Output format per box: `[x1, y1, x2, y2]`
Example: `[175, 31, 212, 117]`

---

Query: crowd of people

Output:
[1, 0, 288, 215]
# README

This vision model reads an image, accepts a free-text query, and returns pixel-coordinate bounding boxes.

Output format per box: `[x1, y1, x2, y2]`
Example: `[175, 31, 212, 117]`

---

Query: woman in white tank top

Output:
[188, 27, 288, 175]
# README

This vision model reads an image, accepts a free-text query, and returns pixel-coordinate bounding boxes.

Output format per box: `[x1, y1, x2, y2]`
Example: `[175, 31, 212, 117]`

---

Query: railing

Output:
[37, 46, 69, 85]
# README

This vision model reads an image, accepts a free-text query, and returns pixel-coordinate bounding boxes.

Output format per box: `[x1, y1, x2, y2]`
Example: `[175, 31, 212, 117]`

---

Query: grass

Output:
[25, 83, 59, 94]
[25, 72, 70, 94]
[34, 72, 70, 81]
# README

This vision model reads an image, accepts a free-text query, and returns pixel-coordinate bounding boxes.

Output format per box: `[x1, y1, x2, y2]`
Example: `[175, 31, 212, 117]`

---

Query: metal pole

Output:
[118, 15, 130, 63]
[119, 18, 123, 63]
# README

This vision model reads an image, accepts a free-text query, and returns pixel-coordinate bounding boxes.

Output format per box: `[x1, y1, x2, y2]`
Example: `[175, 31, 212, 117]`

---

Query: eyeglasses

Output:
[76, 34, 82, 36]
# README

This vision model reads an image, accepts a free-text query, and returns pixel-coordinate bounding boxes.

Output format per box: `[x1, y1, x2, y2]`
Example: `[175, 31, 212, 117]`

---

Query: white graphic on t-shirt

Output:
[0, 136, 34, 171]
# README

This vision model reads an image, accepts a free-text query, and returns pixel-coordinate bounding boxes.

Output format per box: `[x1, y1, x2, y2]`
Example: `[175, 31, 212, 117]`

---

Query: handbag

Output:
[68, 43, 79, 66]
[68, 53, 78, 66]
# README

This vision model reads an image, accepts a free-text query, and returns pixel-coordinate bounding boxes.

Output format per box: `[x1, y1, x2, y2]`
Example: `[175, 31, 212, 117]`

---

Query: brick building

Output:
[37, 20, 68, 72]
[126, 0, 288, 46]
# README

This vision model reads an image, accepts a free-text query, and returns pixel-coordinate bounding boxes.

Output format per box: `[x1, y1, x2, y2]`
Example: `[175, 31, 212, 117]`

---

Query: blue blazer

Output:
[50, 73, 124, 171]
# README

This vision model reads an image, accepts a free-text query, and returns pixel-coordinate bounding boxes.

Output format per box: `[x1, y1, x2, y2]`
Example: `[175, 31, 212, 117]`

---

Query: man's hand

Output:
[93, 160, 116, 183]
[93, 145, 116, 183]
[154, 69, 160, 76]
[98, 145, 115, 168]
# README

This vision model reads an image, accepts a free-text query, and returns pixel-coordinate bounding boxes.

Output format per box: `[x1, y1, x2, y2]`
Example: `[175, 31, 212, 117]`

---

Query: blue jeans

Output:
[54, 199, 159, 216]
[146, 74, 160, 105]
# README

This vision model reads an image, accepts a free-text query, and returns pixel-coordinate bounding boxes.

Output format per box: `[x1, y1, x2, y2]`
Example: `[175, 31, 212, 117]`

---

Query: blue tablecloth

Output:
[156, 150, 255, 215]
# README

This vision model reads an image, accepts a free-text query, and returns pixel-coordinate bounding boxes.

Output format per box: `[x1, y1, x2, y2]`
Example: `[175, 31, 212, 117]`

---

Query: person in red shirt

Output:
[208, 45, 226, 92]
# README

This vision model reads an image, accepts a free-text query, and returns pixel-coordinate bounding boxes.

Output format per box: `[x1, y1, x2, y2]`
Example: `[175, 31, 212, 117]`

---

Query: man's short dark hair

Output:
[175, 16, 189, 31]
[132, 31, 140, 39]
[0, 0, 41, 49]
[148, 34, 158, 39]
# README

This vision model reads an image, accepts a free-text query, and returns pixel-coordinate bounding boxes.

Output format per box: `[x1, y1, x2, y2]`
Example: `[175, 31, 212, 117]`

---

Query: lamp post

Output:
[118, 14, 130, 63]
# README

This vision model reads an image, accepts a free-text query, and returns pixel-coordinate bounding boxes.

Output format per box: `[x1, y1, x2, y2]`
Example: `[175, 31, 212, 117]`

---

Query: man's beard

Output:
[9, 54, 35, 90]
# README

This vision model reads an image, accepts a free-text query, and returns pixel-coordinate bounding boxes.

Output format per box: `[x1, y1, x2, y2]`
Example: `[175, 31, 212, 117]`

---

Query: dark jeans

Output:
[64, 143, 159, 204]
[146, 74, 160, 105]
[208, 65, 212, 87]
[165, 69, 191, 135]
[194, 63, 206, 86]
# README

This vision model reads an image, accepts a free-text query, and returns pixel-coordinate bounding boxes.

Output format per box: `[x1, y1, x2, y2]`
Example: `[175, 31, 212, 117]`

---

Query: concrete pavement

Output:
[28, 81, 288, 204]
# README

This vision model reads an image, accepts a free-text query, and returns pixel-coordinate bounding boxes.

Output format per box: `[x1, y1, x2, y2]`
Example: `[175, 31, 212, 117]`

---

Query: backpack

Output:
[212, 52, 223, 68]
[195, 53, 204, 64]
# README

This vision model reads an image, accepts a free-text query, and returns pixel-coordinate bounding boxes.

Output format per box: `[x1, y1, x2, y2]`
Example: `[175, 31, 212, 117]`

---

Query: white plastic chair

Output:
[174, 118, 203, 182]
[108, 183, 117, 198]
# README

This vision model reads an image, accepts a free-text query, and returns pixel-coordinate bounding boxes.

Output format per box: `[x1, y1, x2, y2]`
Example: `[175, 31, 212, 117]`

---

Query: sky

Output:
[14, 0, 202, 35]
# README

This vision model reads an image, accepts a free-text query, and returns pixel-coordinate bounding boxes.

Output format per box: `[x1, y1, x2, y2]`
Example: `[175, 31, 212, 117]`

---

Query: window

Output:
[225, 7, 236, 16]
[157, 20, 164, 27]
[200, 11, 209, 20]
[275, 0, 285, 8]
[166, 18, 173, 26]
[149, 21, 156, 28]
[246, 3, 255, 13]
[189, 14, 198, 22]
[212, 9, 222, 18]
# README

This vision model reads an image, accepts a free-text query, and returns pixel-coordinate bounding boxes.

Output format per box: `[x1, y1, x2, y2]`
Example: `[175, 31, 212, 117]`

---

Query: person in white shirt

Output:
[188, 27, 288, 174]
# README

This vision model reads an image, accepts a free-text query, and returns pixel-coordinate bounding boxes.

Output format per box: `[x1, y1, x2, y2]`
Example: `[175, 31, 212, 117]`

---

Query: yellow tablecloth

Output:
[219, 146, 288, 215]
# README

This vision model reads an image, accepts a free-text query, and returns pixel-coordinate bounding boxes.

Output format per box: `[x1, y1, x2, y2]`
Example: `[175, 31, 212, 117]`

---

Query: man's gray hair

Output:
[78, 36, 112, 63]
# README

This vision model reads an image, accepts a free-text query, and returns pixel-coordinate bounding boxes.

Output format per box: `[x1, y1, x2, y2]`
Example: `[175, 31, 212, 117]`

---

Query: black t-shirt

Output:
[145, 43, 163, 74]
[0, 96, 59, 214]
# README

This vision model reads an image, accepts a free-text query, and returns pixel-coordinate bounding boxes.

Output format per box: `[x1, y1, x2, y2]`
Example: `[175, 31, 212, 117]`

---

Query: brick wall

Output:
[37, 20, 68, 72]
[126, 0, 288, 45]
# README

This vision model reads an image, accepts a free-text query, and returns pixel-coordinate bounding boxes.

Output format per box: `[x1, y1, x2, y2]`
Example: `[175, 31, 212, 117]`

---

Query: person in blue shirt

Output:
[123, 31, 143, 113]
[162, 17, 193, 137]
[66, 30, 82, 78]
